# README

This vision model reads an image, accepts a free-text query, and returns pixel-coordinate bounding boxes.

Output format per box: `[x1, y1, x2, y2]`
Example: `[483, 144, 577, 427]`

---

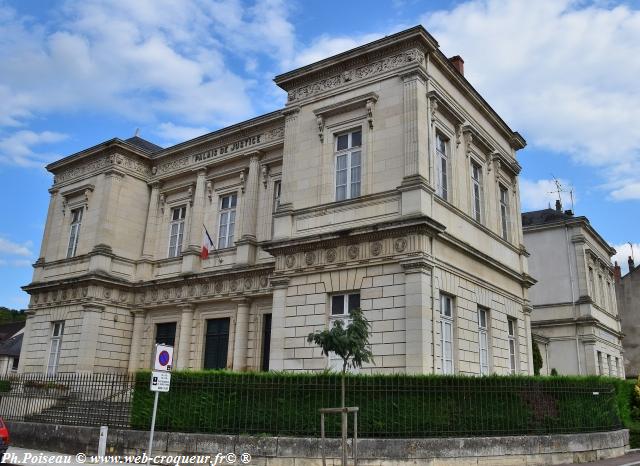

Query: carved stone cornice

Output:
[285, 48, 426, 103]
[53, 151, 151, 186]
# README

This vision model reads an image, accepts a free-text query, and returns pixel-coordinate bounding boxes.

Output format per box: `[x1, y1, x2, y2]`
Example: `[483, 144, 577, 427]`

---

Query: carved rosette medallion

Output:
[305, 252, 316, 266]
[151, 289, 158, 301]
[175, 287, 182, 298]
[201, 282, 209, 295]
[189, 285, 195, 297]
[244, 278, 253, 290]
[394, 238, 407, 253]
[326, 248, 337, 263]
[215, 281, 223, 293]
[285, 255, 296, 268]
[371, 241, 382, 256]
[163, 289, 170, 300]
[230, 280, 238, 292]
[259, 276, 269, 288]
[103, 288, 111, 299]
[33, 294, 39, 304]
[347, 245, 359, 260]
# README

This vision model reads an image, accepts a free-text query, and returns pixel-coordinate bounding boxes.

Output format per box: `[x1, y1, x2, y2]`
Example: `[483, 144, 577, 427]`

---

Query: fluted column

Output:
[272, 108, 299, 240]
[141, 182, 161, 259]
[237, 154, 261, 265]
[128, 310, 146, 373]
[232, 299, 250, 371]
[176, 304, 194, 369]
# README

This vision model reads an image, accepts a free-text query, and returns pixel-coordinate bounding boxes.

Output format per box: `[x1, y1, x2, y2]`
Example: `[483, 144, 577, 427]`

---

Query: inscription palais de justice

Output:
[193, 135, 262, 162]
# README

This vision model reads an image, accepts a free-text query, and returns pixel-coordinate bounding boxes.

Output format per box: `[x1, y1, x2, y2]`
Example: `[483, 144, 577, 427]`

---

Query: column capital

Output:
[82, 303, 105, 313]
[178, 303, 195, 312]
[282, 106, 300, 117]
[131, 309, 147, 319]
[231, 297, 252, 305]
[271, 277, 290, 289]
[400, 257, 433, 273]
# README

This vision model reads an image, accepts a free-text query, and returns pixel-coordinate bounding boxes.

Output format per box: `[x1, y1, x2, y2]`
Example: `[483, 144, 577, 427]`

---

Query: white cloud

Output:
[0, 130, 68, 166]
[612, 242, 640, 275]
[291, 32, 386, 68]
[0, 0, 297, 164]
[0, 236, 33, 258]
[421, 0, 640, 200]
[155, 122, 210, 145]
[519, 178, 576, 211]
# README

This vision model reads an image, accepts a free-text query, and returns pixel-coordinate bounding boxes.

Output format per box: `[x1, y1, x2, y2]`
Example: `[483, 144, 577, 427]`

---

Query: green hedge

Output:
[131, 371, 623, 438]
[608, 377, 640, 448]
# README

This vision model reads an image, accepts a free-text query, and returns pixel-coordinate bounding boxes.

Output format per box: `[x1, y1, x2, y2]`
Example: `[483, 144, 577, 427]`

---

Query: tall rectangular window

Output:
[330, 292, 361, 371]
[168, 206, 186, 258]
[499, 185, 510, 241]
[335, 129, 362, 201]
[508, 318, 517, 374]
[471, 162, 483, 223]
[436, 133, 449, 200]
[47, 321, 64, 376]
[155, 322, 176, 347]
[218, 193, 237, 249]
[478, 308, 489, 375]
[440, 294, 454, 375]
[273, 180, 281, 211]
[66, 208, 83, 258]
[204, 318, 230, 370]
[261, 314, 272, 372]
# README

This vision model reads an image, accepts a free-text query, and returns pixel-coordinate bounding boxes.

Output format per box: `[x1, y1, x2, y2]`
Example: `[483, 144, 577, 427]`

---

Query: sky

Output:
[0, 0, 639, 309]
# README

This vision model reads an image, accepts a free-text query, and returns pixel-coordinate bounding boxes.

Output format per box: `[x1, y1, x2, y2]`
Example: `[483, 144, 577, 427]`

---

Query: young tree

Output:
[307, 307, 374, 408]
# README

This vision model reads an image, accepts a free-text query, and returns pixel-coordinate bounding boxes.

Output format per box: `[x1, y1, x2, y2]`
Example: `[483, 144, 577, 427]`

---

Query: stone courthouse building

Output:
[19, 26, 535, 376]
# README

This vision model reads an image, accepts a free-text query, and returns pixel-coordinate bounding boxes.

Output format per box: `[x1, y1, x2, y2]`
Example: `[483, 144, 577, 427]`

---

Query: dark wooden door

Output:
[261, 313, 272, 371]
[204, 318, 230, 369]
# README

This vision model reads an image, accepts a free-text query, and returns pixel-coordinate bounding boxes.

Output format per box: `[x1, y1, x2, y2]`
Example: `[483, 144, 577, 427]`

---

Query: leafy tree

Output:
[307, 308, 374, 408]
[0, 307, 26, 322]
[532, 340, 543, 376]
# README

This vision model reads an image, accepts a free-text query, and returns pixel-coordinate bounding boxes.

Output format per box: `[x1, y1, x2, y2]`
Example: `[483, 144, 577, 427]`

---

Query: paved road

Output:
[583, 450, 640, 465]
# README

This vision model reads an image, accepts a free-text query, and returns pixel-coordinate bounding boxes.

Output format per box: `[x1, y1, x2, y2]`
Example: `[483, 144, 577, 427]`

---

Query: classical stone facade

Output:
[615, 258, 640, 377]
[523, 203, 624, 377]
[20, 26, 534, 376]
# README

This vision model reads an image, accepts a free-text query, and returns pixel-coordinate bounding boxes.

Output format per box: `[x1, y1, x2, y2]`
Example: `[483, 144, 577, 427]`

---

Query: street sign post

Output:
[147, 344, 173, 465]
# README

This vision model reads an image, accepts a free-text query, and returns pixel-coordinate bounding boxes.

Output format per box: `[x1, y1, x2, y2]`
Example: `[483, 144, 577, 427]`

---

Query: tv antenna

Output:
[548, 175, 574, 212]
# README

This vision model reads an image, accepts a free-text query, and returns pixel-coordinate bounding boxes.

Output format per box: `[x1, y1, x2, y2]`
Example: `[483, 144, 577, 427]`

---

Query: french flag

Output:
[201, 225, 214, 260]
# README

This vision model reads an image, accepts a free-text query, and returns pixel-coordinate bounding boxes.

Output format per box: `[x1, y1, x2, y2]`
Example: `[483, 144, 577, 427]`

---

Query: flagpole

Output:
[203, 224, 223, 263]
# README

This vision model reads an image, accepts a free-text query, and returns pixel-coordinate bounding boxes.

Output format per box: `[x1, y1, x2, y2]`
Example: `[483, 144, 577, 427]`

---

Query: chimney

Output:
[449, 55, 464, 75]
[564, 209, 573, 216]
[555, 199, 562, 211]
[614, 261, 622, 281]
[629, 256, 635, 272]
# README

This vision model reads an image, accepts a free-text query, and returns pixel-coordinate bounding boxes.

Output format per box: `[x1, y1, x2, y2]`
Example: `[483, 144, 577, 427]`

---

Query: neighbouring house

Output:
[523, 202, 624, 377]
[19, 25, 535, 376]
[0, 322, 25, 376]
[615, 257, 640, 377]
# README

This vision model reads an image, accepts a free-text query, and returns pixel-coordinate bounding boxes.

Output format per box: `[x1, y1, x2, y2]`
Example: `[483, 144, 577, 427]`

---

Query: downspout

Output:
[565, 224, 582, 375]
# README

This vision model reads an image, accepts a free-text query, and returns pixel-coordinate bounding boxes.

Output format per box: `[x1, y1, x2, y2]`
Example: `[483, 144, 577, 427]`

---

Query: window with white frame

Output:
[66, 207, 83, 258]
[47, 321, 64, 376]
[335, 129, 362, 201]
[478, 307, 489, 375]
[218, 193, 237, 249]
[499, 184, 510, 241]
[508, 318, 517, 374]
[440, 294, 454, 375]
[329, 292, 361, 371]
[168, 206, 186, 258]
[471, 161, 483, 223]
[435, 133, 449, 200]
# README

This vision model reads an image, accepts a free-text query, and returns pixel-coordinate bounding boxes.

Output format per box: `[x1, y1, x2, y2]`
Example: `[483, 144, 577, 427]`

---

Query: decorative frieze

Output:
[54, 153, 151, 185]
[287, 49, 425, 103]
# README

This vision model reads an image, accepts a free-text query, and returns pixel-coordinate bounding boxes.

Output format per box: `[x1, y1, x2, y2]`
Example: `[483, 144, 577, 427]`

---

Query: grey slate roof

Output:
[0, 333, 22, 357]
[0, 322, 25, 343]
[521, 208, 577, 227]
[124, 136, 163, 154]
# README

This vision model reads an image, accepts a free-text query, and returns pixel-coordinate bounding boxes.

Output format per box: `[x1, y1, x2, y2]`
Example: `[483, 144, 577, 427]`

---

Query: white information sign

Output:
[153, 344, 173, 372]
[150, 370, 171, 392]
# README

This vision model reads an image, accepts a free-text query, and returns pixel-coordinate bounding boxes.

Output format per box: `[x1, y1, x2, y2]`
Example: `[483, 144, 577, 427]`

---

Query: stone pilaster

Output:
[176, 304, 194, 370]
[182, 169, 207, 273]
[39, 189, 58, 260]
[89, 170, 124, 273]
[268, 278, 290, 371]
[232, 299, 250, 371]
[399, 71, 432, 218]
[128, 310, 146, 373]
[137, 182, 161, 280]
[523, 304, 534, 375]
[402, 258, 433, 374]
[17, 310, 36, 374]
[236, 154, 261, 265]
[76, 304, 104, 373]
[272, 108, 299, 240]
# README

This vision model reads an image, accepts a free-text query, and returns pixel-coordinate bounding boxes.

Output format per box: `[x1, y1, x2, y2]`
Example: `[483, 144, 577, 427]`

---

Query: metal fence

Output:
[0, 372, 624, 438]
[129, 372, 624, 438]
[0, 372, 134, 428]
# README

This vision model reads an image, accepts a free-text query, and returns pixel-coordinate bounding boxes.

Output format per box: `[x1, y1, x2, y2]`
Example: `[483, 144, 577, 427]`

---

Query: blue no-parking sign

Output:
[153, 343, 173, 371]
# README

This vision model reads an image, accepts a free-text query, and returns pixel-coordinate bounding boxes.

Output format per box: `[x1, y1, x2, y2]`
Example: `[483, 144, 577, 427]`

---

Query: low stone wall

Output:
[6, 421, 629, 466]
